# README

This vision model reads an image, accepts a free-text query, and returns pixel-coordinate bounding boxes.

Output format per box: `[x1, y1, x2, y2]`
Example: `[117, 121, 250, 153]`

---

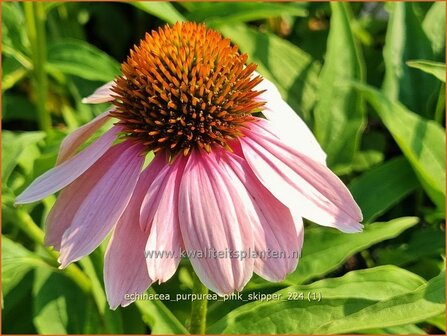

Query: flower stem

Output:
[189, 272, 209, 334]
[15, 209, 91, 294]
[24, 2, 51, 132]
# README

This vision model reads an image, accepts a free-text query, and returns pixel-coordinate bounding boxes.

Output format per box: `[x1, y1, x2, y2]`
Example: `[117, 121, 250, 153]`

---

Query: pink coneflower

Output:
[16, 22, 362, 309]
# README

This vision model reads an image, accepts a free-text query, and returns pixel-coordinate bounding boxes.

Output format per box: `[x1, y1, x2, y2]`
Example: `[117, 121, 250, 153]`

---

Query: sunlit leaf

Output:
[423, 2, 446, 59]
[132, 2, 185, 24]
[314, 2, 365, 168]
[286, 217, 419, 284]
[317, 271, 445, 333]
[407, 60, 445, 82]
[47, 39, 120, 82]
[185, 2, 307, 25]
[355, 83, 446, 211]
[208, 266, 427, 333]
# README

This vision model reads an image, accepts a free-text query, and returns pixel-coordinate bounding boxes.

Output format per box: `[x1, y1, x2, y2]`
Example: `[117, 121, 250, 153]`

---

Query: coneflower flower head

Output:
[112, 23, 264, 158]
[16, 22, 363, 309]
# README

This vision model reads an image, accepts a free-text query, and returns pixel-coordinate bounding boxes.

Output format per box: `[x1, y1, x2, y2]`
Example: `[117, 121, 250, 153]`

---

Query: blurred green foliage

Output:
[2, 2, 445, 334]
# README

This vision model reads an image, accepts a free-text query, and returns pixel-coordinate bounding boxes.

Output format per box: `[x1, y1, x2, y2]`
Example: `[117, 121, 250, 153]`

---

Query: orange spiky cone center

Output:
[111, 22, 264, 157]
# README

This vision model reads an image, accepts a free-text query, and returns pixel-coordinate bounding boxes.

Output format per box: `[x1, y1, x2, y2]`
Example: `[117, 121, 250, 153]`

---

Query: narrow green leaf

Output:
[132, 2, 185, 24]
[286, 217, 419, 284]
[355, 84, 446, 211]
[349, 156, 419, 223]
[209, 266, 426, 333]
[218, 24, 320, 123]
[423, 2, 446, 59]
[46, 39, 120, 82]
[135, 288, 189, 334]
[314, 2, 365, 168]
[185, 2, 307, 25]
[407, 60, 445, 82]
[383, 3, 439, 116]
[317, 271, 446, 333]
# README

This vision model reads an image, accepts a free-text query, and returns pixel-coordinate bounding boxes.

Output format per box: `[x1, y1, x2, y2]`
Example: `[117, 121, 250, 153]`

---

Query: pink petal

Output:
[224, 152, 304, 281]
[104, 202, 153, 310]
[145, 157, 186, 283]
[241, 120, 363, 233]
[44, 157, 108, 250]
[15, 125, 122, 205]
[178, 150, 255, 295]
[255, 75, 327, 165]
[139, 156, 174, 232]
[81, 81, 115, 104]
[56, 109, 112, 165]
[58, 141, 144, 268]
[103, 154, 170, 308]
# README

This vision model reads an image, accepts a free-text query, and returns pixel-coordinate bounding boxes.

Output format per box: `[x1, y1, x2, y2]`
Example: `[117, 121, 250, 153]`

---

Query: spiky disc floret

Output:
[111, 22, 264, 157]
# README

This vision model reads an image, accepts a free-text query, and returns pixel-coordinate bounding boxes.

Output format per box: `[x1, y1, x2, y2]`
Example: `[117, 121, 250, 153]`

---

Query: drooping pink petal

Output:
[223, 152, 304, 281]
[44, 159, 108, 250]
[15, 125, 122, 205]
[104, 199, 153, 310]
[46, 146, 162, 251]
[255, 75, 327, 165]
[81, 81, 115, 104]
[241, 120, 363, 233]
[178, 150, 255, 295]
[103, 153, 169, 309]
[58, 141, 144, 268]
[56, 109, 112, 165]
[139, 156, 174, 232]
[145, 157, 186, 284]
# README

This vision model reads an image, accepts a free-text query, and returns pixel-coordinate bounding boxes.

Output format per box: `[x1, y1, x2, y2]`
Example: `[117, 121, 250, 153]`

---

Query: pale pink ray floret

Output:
[16, 23, 362, 310]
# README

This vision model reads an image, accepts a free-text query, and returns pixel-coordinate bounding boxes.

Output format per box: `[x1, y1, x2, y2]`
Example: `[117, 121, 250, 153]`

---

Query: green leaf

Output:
[79, 257, 124, 333]
[349, 156, 419, 223]
[314, 2, 365, 168]
[218, 24, 320, 124]
[2, 131, 46, 185]
[33, 268, 103, 334]
[132, 2, 185, 24]
[1, 236, 49, 297]
[427, 314, 446, 332]
[135, 288, 189, 334]
[382, 2, 439, 116]
[2, 2, 29, 53]
[354, 84, 446, 211]
[285, 217, 419, 284]
[185, 2, 307, 25]
[376, 226, 445, 267]
[423, 2, 446, 59]
[407, 60, 445, 82]
[2, 56, 28, 91]
[208, 266, 426, 333]
[317, 271, 445, 333]
[47, 39, 120, 82]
